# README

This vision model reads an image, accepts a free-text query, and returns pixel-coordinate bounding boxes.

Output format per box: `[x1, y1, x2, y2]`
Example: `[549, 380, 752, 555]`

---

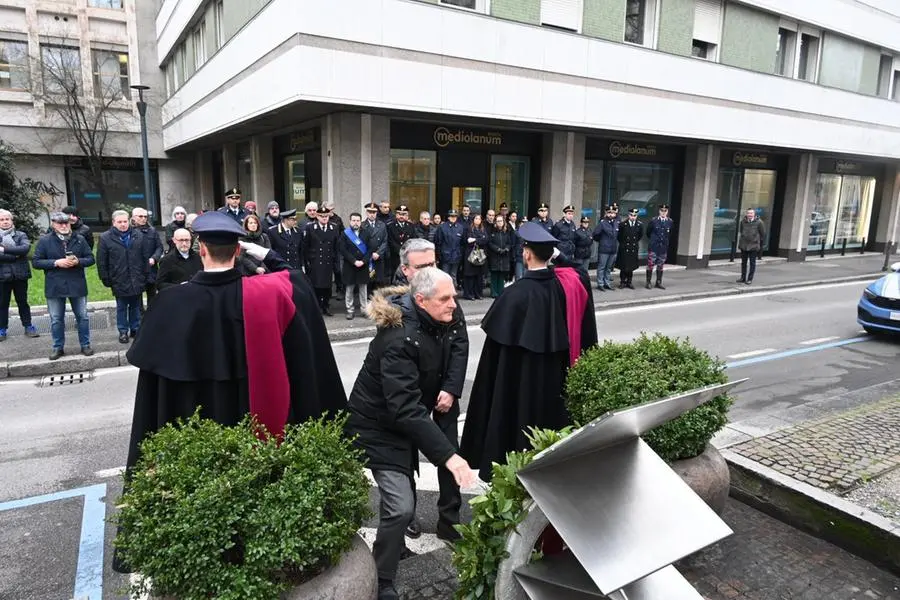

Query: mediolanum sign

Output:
[609, 141, 657, 159]
[433, 127, 503, 148]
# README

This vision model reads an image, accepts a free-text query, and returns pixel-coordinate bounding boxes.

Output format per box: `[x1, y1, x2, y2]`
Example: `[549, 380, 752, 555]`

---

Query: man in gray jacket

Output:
[737, 208, 766, 285]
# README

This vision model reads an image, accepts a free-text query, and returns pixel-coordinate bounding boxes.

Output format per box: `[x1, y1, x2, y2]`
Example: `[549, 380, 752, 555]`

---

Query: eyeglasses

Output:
[410, 261, 436, 270]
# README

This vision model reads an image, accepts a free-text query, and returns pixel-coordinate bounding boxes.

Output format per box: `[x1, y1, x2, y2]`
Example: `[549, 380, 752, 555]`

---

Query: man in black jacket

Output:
[156, 229, 202, 291]
[346, 267, 475, 600]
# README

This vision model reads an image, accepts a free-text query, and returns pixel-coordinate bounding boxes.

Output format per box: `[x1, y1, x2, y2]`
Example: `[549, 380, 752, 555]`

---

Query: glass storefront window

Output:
[741, 169, 776, 250]
[490, 155, 530, 215]
[391, 149, 436, 219]
[713, 168, 776, 254]
[808, 174, 875, 250]
[607, 162, 673, 257]
[284, 155, 307, 212]
[67, 167, 159, 225]
[582, 160, 604, 223]
[452, 187, 483, 214]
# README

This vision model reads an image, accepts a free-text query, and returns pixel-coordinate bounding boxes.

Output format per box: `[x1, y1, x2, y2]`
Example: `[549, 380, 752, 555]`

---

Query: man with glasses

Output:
[646, 204, 674, 289]
[156, 228, 202, 290]
[132, 207, 163, 306]
[217, 186, 248, 224]
[390, 238, 469, 543]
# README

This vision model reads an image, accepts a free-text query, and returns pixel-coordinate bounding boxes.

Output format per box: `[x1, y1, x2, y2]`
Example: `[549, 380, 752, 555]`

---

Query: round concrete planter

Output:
[670, 444, 731, 515]
[493, 444, 730, 599]
[152, 534, 377, 600]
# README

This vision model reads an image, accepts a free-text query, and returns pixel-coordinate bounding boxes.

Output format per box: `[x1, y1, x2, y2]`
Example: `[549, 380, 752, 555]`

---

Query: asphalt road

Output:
[1, 279, 898, 600]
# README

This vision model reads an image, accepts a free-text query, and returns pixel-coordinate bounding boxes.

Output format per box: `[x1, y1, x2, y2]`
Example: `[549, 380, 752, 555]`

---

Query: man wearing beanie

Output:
[264, 201, 281, 229]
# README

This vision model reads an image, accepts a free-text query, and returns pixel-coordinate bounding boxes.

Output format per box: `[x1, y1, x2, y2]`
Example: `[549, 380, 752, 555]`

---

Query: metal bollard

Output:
[841, 238, 847, 256]
[884, 241, 896, 271]
[860, 237, 866, 254]
[820, 239, 826, 258]
[729, 241, 736, 263]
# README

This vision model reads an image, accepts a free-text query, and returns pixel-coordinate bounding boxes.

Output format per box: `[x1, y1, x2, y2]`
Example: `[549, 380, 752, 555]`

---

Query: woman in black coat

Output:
[237, 214, 271, 276]
[487, 214, 514, 298]
[462, 214, 488, 300]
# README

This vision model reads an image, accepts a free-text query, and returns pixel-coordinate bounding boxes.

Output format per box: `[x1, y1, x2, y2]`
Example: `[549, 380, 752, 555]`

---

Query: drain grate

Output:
[38, 371, 94, 387]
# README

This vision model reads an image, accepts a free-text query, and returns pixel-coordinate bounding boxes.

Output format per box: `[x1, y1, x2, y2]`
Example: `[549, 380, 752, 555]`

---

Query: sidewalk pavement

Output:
[0, 253, 888, 377]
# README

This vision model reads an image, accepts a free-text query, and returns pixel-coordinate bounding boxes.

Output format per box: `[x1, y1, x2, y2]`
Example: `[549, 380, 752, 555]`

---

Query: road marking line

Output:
[725, 336, 869, 369]
[727, 348, 777, 359]
[799, 336, 840, 345]
[95, 467, 125, 479]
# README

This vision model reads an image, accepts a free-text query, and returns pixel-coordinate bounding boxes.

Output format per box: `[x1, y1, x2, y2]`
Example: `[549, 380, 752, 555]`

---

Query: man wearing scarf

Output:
[338, 212, 371, 320]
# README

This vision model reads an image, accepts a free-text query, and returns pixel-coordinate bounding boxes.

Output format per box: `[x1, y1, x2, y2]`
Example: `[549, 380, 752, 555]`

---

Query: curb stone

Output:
[724, 449, 900, 577]
[2, 273, 880, 378]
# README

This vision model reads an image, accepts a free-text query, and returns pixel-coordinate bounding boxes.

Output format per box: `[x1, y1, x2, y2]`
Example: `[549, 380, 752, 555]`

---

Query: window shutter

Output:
[693, 0, 722, 44]
[541, 0, 582, 32]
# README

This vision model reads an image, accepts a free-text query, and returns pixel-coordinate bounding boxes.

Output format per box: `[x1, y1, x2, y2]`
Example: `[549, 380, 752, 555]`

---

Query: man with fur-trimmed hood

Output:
[345, 268, 475, 600]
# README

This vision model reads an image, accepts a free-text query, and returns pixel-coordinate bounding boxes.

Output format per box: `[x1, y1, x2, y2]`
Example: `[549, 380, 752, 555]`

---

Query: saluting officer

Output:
[267, 208, 304, 270]
[387, 204, 415, 276]
[617, 208, 643, 289]
[646, 204, 674, 289]
[303, 204, 341, 315]
[551, 205, 577, 261]
[534, 203, 554, 232]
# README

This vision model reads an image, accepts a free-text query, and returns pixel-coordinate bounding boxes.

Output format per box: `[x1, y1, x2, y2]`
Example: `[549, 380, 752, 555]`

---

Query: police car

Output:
[858, 262, 900, 335]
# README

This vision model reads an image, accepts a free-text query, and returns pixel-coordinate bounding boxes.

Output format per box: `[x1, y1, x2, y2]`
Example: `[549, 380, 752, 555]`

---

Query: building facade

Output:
[0, 0, 193, 227]
[156, 0, 900, 265]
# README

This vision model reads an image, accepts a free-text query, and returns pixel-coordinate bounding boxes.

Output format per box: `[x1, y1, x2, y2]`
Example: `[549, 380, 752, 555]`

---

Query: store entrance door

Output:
[438, 152, 488, 216]
[713, 168, 777, 255]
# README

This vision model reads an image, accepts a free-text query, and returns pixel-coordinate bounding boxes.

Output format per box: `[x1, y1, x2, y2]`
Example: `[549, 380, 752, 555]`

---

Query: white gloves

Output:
[238, 240, 270, 261]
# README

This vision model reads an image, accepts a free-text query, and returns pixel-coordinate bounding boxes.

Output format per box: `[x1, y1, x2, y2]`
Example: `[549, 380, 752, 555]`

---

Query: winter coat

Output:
[32, 233, 95, 298]
[616, 219, 643, 272]
[303, 221, 340, 289]
[512, 228, 525, 265]
[592, 218, 620, 255]
[164, 220, 187, 252]
[156, 249, 202, 291]
[0, 229, 32, 282]
[267, 223, 304, 270]
[435, 221, 465, 265]
[487, 227, 514, 273]
[534, 217, 554, 233]
[136, 224, 163, 284]
[551, 219, 577, 260]
[217, 205, 248, 224]
[264, 214, 281, 229]
[97, 227, 149, 298]
[738, 218, 766, 252]
[237, 231, 271, 276]
[345, 286, 464, 475]
[338, 227, 372, 287]
[574, 227, 593, 261]
[463, 227, 488, 277]
[72, 221, 93, 250]
[646, 217, 674, 255]
[387, 221, 416, 267]
[361, 219, 389, 284]
[415, 223, 436, 244]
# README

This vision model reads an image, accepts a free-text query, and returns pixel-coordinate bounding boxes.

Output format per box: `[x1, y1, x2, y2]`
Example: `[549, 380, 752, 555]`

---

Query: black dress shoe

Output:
[405, 517, 422, 539]
[49, 348, 64, 361]
[436, 524, 461, 543]
[129, 330, 138, 338]
[118, 332, 130, 344]
[81, 346, 94, 356]
[378, 580, 400, 600]
[626, 283, 635, 289]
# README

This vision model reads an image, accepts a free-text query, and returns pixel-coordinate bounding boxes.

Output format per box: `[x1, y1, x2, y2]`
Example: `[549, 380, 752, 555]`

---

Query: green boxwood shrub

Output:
[114, 412, 371, 600]
[565, 333, 733, 462]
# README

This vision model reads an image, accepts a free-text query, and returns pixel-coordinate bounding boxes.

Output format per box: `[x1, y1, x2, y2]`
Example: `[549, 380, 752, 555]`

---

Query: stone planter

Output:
[152, 534, 377, 600]
[494, 444, 730, 599]
[670, 444, 731, 515]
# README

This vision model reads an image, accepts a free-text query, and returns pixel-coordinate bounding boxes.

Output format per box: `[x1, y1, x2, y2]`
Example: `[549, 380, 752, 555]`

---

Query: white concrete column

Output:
[251, 135, 274, 207]
[676, 144, 718, 268]
[540, 131, 585, 218]
[322, 112, 389, 219]
[777, 153, 818, 262]
[221, 143, 238, 209]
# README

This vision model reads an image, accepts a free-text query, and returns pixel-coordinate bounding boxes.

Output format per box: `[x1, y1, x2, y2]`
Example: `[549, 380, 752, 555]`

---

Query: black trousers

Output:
[0, 280, 31, 329]
[432, 407, 462, 531]
[619, 269, 635, 285]
[314, 287, 332, 311]
[741, 250, 758, 282]
[462, 275, 482, 299]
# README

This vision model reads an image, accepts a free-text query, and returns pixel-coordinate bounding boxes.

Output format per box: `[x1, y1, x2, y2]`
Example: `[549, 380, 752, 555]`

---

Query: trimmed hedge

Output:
[565, 333, 732, 462]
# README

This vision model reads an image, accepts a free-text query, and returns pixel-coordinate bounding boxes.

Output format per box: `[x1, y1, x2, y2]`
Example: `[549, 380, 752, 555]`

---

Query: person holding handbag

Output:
[462, 214, 487, 300]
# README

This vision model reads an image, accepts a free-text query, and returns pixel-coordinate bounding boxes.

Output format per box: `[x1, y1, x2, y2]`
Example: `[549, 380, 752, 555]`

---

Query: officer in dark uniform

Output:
[617, 208, 643, 289]
[646, 204, 674, 289]
[267, 208, 304, 270]
[387, 204, 415, 276]
[551, 205, 577, 260]
[574, 216, 593, 272]
[303, 204, 340, 315]
[217, 187, 248, 224]
[534, 202, 554, 232]
[362, 202, 390, 290]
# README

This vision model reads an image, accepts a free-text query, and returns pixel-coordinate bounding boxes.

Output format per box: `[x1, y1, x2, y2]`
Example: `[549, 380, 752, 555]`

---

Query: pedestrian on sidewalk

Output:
[156, 228, 202, 290]
[0, 208, 39, 341]
[31, 211, 95, 360]
[60, 206, 93, 251]
[592, 205, 619, 291]
[551, 205, 577, 261]
[163, 206, 187, 253]
[345, 267, 476, 600]
[737, 208, 766, 285]
[217, 186, 248, 224]
[574, 216, 593, 273]
[267, 208, 304, 270]
[646, 204, 674, 289]
[131, 207, 163, 307]
[236, 213, 270, 276]
[362, 203, 390, 291]
[434, 209, 464, 288]
[487, 214, 513, 298]
[616, 208, 643, 289]
[99, 210, 148, 344]
[462, 214, 488, 300]
[340, 212, 371, 320]
[303, 204, 340, 316]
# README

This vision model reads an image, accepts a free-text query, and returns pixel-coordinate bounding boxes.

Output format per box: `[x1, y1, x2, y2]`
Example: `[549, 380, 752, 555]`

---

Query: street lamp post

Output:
[131, 84, 152, 225]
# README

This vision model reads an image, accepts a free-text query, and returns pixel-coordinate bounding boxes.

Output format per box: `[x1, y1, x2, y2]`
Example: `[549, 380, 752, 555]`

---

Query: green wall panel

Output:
[491, 0, 540, 25]
[720, 2, 779, 74]
[859, 44, 881, 95]
[583, 0, 626, 42]
[223, 0, 271, 40]
[657, 0, 694, 56]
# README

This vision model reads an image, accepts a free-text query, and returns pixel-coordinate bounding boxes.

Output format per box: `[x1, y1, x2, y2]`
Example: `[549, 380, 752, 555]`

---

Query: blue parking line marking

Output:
[725, 336, 869, 370]
[0, 483, 107, 600]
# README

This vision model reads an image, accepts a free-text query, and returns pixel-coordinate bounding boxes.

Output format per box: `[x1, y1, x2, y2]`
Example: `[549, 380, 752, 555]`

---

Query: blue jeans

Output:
[597, 253, 617, 288]
[514, 262, 524, 281]
[47, 296, 90, 350]
[116, 295, 142, 335]
[440, 262, 459, 287]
